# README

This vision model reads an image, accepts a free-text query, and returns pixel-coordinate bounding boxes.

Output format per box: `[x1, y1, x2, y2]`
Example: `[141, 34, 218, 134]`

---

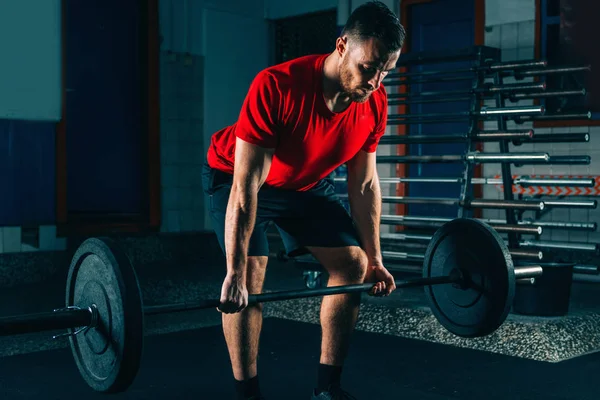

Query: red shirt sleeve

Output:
[361, 86, 388, 153]
[235, 71, 281, 149]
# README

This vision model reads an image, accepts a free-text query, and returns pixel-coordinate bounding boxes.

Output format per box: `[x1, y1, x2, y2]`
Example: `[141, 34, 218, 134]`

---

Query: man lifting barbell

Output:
[201, 2, 406, 399]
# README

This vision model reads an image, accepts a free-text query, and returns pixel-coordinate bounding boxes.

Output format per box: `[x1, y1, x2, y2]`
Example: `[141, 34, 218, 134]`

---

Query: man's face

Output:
[338, 37, 401, 103]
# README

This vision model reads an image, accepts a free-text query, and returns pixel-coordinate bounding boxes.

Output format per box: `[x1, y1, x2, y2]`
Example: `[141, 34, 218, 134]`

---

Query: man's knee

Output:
[317, 247, 368, 283]
[344, 249, 368, 282]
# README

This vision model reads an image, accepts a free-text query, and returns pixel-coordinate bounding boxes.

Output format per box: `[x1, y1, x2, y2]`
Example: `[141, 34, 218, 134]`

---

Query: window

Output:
[537, 0, 600, 125]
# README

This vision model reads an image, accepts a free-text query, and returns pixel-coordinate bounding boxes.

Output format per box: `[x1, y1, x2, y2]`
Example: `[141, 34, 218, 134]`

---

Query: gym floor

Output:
[0, 256, 599, 399]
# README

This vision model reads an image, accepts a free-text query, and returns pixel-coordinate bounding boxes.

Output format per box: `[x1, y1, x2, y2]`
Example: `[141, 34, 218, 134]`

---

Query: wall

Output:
[3, 0, 598, 253]
[0, 1, 65, 254]
[158, 0, 269, 233]
[0, 0, 61, 121]
[267, 0, 337, 19]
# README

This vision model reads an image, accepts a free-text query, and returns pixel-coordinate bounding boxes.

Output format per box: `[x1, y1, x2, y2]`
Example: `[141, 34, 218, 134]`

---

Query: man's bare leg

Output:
[222, 255, 268, 398]
[307, 246, 368, 393]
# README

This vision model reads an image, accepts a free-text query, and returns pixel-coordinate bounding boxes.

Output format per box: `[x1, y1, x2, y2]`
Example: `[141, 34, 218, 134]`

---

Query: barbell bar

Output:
[514, 111, 592, 123]
[0, 219, 543, 394]
[376, 153, 590, 165]
[380, 215, 543, 235]
[376, 152, 550, 164]
[337, 194, 545, 211]
[386, 81, 546, 102]
[389, 105, 545, 121]
[378, 130, 534, 144]
[511, 64, 591, 79]
[333, 176, 595, 187]
[387, 59, 548, 79]
[377, 131, 589, 145]
[380, 214, 596, 233]
[512, 132, 590, 144]
[508, 88, 586, 101]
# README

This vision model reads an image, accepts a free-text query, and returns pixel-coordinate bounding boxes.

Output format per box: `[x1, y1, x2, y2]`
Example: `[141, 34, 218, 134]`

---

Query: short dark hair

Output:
[341, 1, 406, 52]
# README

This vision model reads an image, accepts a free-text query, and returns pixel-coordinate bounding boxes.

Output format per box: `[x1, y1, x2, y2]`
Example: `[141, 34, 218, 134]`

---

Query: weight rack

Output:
[365, 45, 597, 284]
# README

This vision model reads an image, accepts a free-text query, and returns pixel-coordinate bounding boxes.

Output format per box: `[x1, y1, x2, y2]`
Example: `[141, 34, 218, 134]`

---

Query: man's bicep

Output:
[233, 137, 274, 190]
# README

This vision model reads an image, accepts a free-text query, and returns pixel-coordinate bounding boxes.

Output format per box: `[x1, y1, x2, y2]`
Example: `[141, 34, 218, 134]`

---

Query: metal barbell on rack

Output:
[0, 219, 542, 394]
[334, 176, 596, 187]
[376, 153, 591, 165]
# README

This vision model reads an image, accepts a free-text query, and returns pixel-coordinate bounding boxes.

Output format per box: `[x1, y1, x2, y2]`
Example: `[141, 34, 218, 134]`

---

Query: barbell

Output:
[0, 218, 543, 393]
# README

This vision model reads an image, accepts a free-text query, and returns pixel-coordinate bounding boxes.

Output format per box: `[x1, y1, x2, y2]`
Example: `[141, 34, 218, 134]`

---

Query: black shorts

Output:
[201, 162, 362, 258]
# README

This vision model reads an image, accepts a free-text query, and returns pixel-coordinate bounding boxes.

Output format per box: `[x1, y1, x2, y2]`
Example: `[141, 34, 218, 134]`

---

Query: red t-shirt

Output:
[206, 54, 388, 191]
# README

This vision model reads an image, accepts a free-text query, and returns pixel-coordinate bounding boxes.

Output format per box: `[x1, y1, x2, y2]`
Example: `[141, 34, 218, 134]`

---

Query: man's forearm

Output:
[347, 176, 382, 262]
[224, 185, 258, 279]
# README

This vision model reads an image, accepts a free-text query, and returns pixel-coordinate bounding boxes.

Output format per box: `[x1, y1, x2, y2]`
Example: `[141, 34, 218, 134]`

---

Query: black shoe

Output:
[311, 385, 358, 400]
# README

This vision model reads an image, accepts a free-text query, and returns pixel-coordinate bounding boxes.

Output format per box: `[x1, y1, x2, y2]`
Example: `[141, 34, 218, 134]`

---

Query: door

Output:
[404, 0, 475, 218]
[64, 0, 145, 219]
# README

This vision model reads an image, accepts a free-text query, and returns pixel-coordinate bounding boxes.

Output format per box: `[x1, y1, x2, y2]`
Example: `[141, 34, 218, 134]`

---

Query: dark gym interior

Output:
[1, 0, 600, 399]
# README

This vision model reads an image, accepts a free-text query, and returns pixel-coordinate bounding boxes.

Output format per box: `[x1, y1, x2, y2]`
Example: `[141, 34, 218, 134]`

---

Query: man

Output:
[201, 2, 406, 399]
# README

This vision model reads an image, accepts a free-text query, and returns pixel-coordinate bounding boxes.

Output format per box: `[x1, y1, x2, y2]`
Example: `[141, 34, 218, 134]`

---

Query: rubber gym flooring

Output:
[0, 316, 598, 400]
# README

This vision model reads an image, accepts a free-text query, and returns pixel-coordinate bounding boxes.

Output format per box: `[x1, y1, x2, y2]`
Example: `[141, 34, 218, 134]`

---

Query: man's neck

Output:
[322, 53, 352, 113]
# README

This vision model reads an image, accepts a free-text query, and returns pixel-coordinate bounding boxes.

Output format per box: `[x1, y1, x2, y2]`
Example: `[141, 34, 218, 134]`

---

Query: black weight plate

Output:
[423, 218, 515, 338]
[66, 238, 144, 393]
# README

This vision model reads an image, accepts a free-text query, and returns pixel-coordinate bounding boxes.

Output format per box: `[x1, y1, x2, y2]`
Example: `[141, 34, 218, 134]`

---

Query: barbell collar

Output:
[381, 251, 425, 261]
[381, 232, 432, 242]
[540, 199, 597, 209]
[514, 265, 544, 280]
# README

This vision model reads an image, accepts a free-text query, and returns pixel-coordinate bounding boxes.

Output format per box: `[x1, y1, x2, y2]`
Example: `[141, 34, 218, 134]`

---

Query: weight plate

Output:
[423, 218, 515, 338]
[66, 238, 144, 393]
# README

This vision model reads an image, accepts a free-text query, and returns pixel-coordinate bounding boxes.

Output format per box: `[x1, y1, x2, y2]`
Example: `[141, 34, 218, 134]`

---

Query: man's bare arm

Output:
[346, 150, 382, 263]
[224, 137, 274, 280]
